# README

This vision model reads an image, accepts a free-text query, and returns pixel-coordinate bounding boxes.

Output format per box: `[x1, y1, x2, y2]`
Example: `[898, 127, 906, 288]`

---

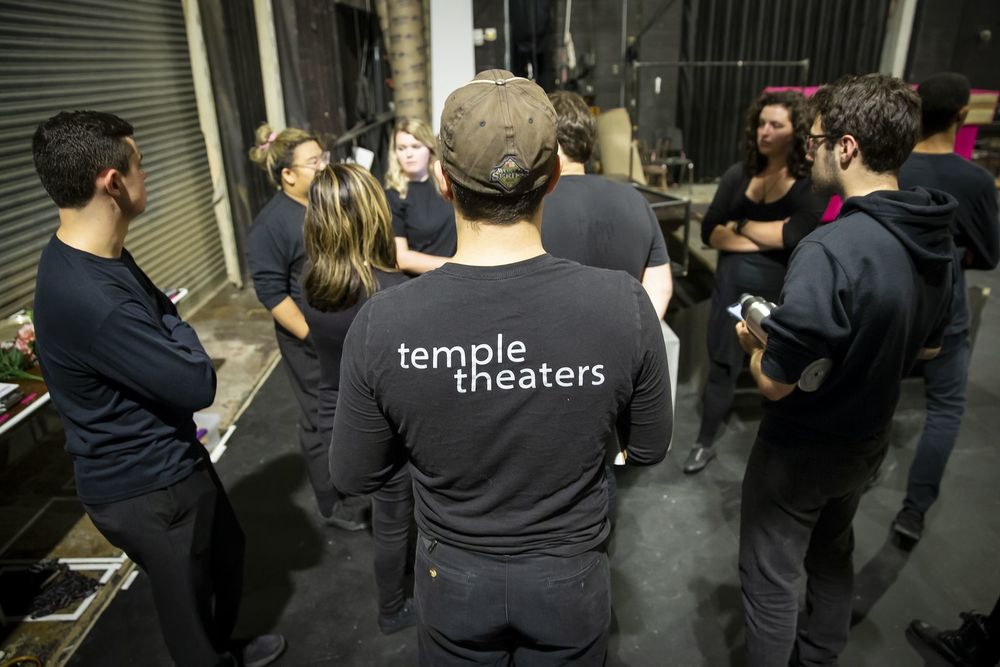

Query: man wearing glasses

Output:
[733, 74, 956, 666]
[247, 128, 368, 531]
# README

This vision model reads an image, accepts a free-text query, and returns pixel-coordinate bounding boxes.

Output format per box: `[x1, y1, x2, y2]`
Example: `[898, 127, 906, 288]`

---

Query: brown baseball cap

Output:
[439, 69, 558, 196]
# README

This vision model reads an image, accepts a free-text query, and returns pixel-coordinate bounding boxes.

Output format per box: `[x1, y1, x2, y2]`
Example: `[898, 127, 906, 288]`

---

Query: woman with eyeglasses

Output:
[300, 164, 415, 634]
[384, 118, 456, 274]
[683, 91, 827, 475]
[247, 124, 368, 531]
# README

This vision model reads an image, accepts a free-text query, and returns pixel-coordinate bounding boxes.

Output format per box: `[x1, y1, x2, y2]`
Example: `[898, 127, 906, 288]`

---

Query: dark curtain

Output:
[679, 0, 891, 180]
[198, 0, 272, 279]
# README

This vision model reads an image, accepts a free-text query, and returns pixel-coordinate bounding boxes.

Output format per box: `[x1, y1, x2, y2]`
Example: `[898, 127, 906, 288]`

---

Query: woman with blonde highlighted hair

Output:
[246, 124, 370, 531]
[300, 164, 415, 635]
[384, 118, 456, 273]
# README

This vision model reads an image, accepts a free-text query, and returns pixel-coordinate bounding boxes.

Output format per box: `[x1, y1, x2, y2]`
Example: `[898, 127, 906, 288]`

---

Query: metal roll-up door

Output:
[0, 0, 229, 317]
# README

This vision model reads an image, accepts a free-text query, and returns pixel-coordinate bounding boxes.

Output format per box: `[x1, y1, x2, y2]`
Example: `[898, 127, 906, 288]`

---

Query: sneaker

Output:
[682, 445, 716, 474]
[378, 597, 417, 635]
[241, 633, 286, 667]
[321, 500, 369, 532]
[892, 507, 925, 544]
[907, 612, 999, 667]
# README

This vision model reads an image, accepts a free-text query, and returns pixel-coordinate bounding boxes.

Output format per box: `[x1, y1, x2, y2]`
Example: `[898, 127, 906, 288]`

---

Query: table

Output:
[0, 370, 49, 439]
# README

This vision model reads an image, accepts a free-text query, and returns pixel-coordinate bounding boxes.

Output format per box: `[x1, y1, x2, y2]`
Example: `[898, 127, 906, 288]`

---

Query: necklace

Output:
[756, 167, 788, 204]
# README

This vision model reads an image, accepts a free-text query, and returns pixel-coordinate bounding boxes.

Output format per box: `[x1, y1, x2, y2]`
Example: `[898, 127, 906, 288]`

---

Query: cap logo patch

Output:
[490, 155, 529, 193]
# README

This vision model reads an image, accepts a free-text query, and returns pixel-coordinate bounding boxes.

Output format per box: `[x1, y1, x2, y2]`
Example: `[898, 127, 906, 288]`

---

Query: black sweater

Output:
[34, 236, 216, 504]
[759, 188, 956, 446]
[331, 254, 672, 556]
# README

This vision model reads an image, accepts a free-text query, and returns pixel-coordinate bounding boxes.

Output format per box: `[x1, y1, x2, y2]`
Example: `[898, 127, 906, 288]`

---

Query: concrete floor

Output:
[64, 261, 1000, 666]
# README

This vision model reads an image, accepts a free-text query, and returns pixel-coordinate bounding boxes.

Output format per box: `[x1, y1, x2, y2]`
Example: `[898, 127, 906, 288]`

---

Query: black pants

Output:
[84, 461, 245, 667]
[904, 332, 971, 515]
[276, 329, 340, 514]
[414, 536, 610, 666]
[373, 466, 415, 615]
[739, 433, 888, 667]
[698, 255, 784, 446]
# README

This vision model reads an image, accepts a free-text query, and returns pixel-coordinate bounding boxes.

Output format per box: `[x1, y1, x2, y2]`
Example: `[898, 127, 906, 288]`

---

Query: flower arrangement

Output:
[0, 310, 42, 382]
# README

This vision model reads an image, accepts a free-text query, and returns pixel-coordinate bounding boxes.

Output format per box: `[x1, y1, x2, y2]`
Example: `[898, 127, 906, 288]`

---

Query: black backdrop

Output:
[678, 0, 891, 180]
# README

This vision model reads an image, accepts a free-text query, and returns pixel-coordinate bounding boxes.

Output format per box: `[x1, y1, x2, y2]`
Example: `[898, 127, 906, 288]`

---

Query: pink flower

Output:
[17, 323, 35, 344]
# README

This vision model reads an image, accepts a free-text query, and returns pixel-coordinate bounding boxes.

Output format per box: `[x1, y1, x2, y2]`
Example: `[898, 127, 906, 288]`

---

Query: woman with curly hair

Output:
[684, 91, 827, 474]
[384, 118, 455, 274]
[300, 164, 415, 634]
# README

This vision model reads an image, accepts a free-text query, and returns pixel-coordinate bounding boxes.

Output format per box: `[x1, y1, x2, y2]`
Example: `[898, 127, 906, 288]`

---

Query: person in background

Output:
[892, 72, 1000, 544]
[32, 110, 284, 667]
[299, 164, 415, 635]
[384, 118, 456, 273]
[542, 89, 672, 318]
[330, 69, 672, 666]
[684, 90, 826, 474]
[247, 124, 367, 531]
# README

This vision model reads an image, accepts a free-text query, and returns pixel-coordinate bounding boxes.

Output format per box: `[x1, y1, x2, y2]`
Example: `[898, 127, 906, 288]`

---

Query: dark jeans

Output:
[739, 433, 889, 667]
[414, 536, 610, 666]
[84, 461, 245, 667]
[276, 329, 340, 514]
[904, 333, 971, 515]
[373, 466, 415, 615]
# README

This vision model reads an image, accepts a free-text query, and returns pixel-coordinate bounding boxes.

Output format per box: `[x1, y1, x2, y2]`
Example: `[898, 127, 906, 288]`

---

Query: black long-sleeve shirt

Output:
[247, 192, 307, 332]
[331, 254, 672, 556]
[34, 235, 216, 504]
[700, 163, 826, 265]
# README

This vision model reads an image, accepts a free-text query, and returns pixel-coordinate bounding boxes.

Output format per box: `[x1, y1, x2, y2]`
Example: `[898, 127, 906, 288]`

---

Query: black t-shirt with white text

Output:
[331, 254, 672, 556]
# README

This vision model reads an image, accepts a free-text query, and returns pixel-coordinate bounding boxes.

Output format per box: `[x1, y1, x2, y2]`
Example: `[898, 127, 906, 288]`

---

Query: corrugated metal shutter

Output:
[0, 0, 228, 317]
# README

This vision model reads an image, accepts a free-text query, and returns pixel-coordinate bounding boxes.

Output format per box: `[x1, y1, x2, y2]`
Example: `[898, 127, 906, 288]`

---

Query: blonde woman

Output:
[385, 118, 455, 273]
[247, 124, 367, 531]
[300, 164, 415, 634]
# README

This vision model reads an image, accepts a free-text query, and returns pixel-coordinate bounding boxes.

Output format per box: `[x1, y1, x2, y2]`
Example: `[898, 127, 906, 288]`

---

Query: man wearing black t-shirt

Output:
[542, 90, 672, 318]
[331, 71, 672, 666]
[32, 112, 284, 667]
[891, 72, 1000, 544]
[734, 75, 955, 666]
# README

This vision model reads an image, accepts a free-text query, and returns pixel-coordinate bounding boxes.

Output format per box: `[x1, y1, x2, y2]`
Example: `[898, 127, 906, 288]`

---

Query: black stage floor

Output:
[70, 270, 1000, 667]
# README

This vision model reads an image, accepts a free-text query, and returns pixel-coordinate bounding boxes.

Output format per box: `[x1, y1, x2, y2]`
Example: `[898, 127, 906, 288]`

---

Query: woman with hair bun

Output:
[247, 124, 367, 531]
[300, 164, 415, 634]
[385, 118, 455, 274]
[684, 91, 827, 475]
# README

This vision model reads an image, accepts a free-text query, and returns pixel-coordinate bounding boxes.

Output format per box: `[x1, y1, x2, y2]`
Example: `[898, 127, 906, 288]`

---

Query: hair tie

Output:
[259, 131, 278, 151]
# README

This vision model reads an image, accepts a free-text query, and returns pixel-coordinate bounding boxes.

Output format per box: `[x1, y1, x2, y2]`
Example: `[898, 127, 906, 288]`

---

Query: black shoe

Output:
[683, 445, 716, 474]
[907, 613, 998, 667]
[378, 597, 417, 635]
[241, 633, 286, 667]
[322, 500, 370, 532]
[892, 507, 925, 544]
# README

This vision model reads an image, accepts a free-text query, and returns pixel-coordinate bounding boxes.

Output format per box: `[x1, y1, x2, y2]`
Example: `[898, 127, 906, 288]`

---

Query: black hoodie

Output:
[758, 187, 956, 447]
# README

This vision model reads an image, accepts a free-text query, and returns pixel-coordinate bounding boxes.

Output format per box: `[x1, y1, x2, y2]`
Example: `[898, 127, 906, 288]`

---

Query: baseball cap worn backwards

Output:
[439, 69, 558, 196]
